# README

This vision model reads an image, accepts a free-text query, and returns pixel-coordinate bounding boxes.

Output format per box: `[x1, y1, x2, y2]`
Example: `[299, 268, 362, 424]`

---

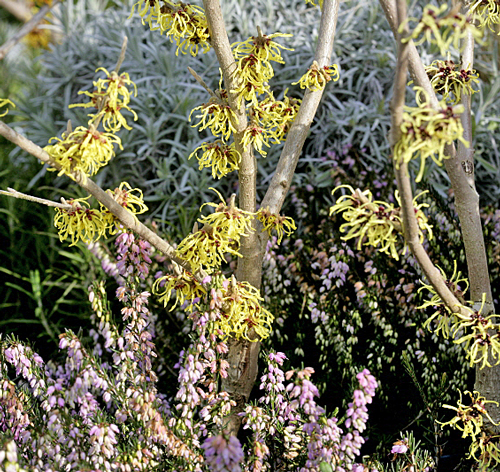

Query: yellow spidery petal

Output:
[54, 197, 109, 246]
[44, 125, 122, 178]
[425, 58, 479, 104]
[153, 272, 206, 311]
[189, 97, 238, 142]
[394, 89, 467, 182]
[176, 190, 255, 273]
[292, 61, 339, 91]
[215, 276, 274, 341]
[470, 0, 500, 34]
[257, 207, 296, 244]
[189, 141, 241, 179]
[0, 98, 15, 117]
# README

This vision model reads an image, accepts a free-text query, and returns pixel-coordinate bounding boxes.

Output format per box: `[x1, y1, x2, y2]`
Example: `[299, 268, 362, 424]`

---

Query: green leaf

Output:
[319, 462, 333, 472]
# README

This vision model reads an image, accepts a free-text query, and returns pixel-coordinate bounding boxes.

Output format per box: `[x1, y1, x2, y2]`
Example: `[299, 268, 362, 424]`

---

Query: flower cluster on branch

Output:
[130, 0, 210, 56]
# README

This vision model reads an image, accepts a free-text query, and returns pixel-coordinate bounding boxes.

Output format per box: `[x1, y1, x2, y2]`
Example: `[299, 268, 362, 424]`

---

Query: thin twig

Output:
[187, 67, 218, 99]
[0, 1, 58, 60]
[114, 36, 128, 73]
[0, 120, 207, 283]
[0, 187, 73, 210]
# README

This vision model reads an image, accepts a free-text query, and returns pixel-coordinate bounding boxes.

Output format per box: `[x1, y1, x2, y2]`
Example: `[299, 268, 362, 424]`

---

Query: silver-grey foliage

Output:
[11, 0, 500, 235]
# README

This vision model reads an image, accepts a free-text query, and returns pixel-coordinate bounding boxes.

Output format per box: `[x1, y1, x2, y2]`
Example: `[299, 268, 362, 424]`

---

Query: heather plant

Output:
[1, 0, 500, 470]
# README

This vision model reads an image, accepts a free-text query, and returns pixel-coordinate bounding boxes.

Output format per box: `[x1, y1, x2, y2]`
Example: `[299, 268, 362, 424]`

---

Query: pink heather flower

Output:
[202, 434, 243, 472]
[391, 440, 408, 454]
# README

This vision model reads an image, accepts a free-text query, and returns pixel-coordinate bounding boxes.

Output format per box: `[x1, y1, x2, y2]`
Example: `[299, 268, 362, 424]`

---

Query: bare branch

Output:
[0, 0, 31, 22]
[261, 0, 340, 215]
[0, 120, 208, 282]
[0, 187, 73, 210]
[187, 67, 218, 99]
[380, 0, 494, 311]
[389, 0, 471, 317]
[114, 36, 128, 73]
[202, 0, 260, 291]
[0, 1, 58, 60]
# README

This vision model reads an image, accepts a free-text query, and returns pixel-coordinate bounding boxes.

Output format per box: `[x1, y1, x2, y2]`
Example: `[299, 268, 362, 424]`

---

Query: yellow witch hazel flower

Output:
[130, 0, 210, 56]
[469, 0, 500, 34]
[469, 432, 500, 470]
[440, 389, 500, 468]
[153, 271, 206, 312]
[257, 207, 296, 244]
[330, 185, 433, 261]
[214, 275, 274, 341]
[394, 90, 468, 182]
[232, 53, 274, 106]
[0, 98, 15, 117]
[44, 125, 123, 178]
[158, 2, 210, 56]
[54, 196, 109, 246]
[440, 390, 499, 442]
[232, 32, 293, 65]
[419, 261, 468, 339]
[190, 95, 238, 142]
[254, 91, 301, 143]
[101, 181, 149, 223]
[231, 31, 293, 105]
[70, 68, 138, 132]
[175, 190, 254, 273]
[189, 140, 241, 179]
[54, 183, 148, 246]
[401, 4, 482, 56]
[292, 61, 339, 92]
[305, 0, 323, 7]
[451, 294, 500, 369]
[425, 58, 479, 105]
[420, 267, 500, 368]
[241, 119, 272, 157]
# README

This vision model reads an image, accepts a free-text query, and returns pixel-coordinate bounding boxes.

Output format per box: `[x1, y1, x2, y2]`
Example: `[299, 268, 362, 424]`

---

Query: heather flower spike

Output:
[0, 98, 15, 117]
[292, 61, 339, 91]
